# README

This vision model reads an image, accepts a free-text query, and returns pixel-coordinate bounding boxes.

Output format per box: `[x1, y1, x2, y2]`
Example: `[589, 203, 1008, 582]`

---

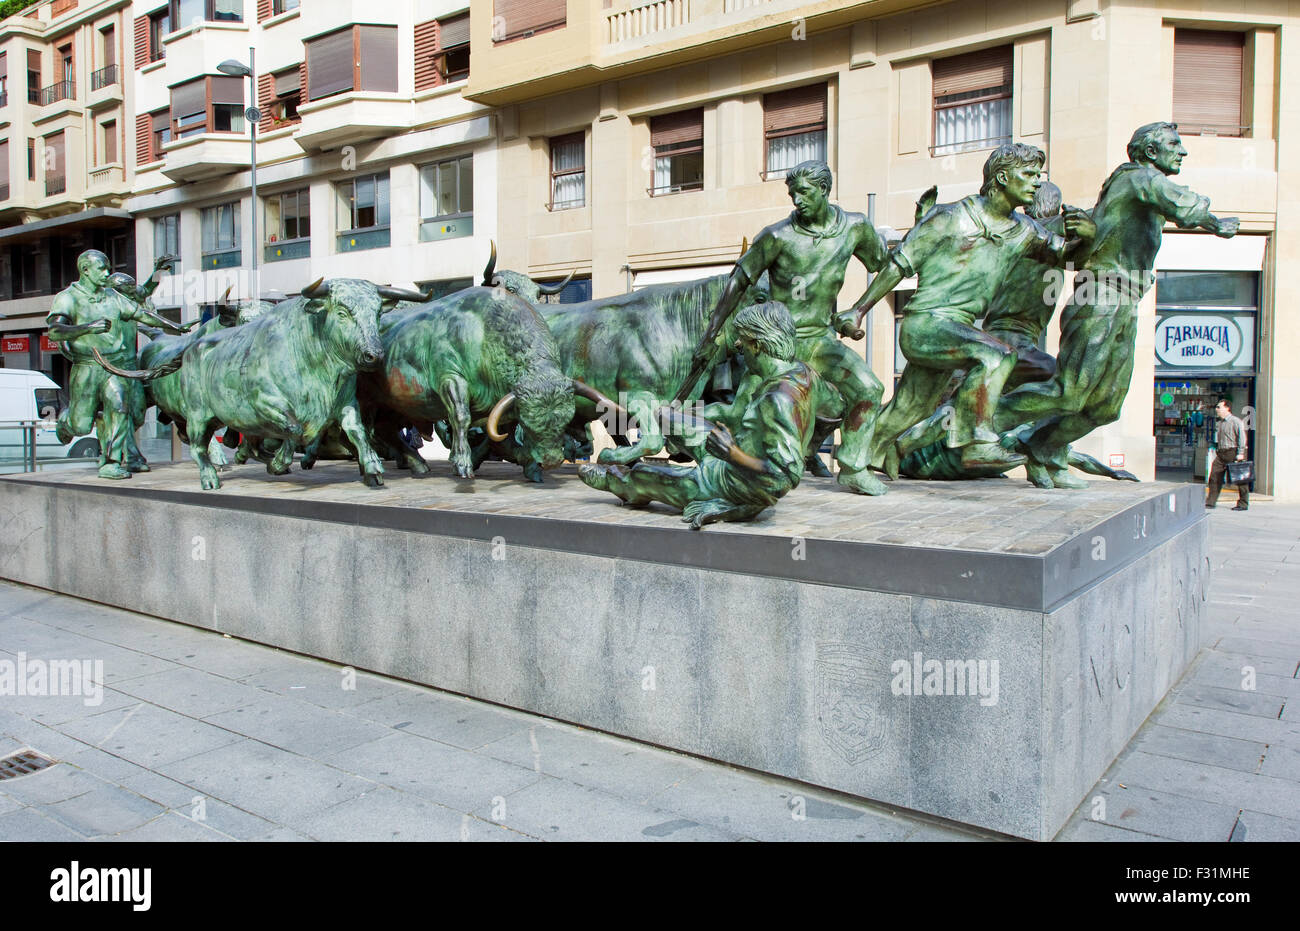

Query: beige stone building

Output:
[0, 0, 135, 387]
[470, 0, 1298, 497]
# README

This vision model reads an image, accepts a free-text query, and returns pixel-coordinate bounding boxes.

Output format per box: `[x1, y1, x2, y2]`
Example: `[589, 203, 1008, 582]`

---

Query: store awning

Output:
[0, 208, 133, 246]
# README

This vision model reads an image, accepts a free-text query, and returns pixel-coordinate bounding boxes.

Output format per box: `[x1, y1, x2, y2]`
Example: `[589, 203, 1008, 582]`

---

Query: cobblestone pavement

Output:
[0, 495, 1295, 841]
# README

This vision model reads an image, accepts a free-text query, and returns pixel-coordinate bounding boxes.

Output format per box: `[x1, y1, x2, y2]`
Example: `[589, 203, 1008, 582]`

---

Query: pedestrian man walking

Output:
[1206, 398, 1249, 511]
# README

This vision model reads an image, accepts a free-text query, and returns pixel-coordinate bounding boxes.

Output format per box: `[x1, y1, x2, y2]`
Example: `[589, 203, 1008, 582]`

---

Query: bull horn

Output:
[536, 269, 576, 295]
[482, 240, 498, 286]
[740, 236, 749, 255]
[571, 380, 626, 416]
[377, 285, 434, 303]
[301, 277, 329, 299]
[92, 347, 182, 380]
[485, 392, 517, 442]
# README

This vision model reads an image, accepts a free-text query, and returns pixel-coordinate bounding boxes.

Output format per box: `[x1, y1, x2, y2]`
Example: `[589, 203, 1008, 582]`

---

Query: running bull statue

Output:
[359, 285, 612, 481]
[95, 278, 420, 490]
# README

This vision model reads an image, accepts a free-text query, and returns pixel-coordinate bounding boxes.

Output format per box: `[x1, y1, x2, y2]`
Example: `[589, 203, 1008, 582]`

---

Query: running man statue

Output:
[996, 122, 1238, 488]
[846, 143, 1095, 478]
[47, 250, 190, 479]
[675, 160, 891, 496]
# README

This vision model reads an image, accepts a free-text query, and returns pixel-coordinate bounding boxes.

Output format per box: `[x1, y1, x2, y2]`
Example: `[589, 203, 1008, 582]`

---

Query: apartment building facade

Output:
[469, 0, 1299, 497]
[0, 0, 135, 387]
[126, 0, 493, 321]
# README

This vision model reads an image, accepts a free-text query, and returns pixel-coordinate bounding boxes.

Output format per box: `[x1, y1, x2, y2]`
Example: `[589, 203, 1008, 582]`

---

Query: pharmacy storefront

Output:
[1152, 235, 1265, 482]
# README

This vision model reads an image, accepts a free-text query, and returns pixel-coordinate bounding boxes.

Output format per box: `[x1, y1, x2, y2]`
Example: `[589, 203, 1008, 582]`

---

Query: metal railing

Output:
[91, 64, 118, 91]
[0, 420, 46, 473]
[39, 80, 75, 106]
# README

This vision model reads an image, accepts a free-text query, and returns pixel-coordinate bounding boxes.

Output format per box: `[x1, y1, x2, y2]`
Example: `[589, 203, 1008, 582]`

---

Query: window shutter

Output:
[211, 75, 244, 105]
[764, 83, 827, 137]
[46, 133, 65, 174]
[415, 19, 439, 91]
[257, 0, 272, 22]
[170, 78, 205, 119]
[258, 72, 274, 133]
[932, 45, 1012, 98]
[494, 0, 566, 41]
[440, 14, 470, 48]
[1173, 29, 1244, 135]
[274, 68, 300, 96]
[307, 27, 354, 100]
[136, 112, 153, 164]
[650, 108, 703, 148]
[134, 15, 149, 68]
[358, 25, 398, 93]
[299, 59, 308, 101]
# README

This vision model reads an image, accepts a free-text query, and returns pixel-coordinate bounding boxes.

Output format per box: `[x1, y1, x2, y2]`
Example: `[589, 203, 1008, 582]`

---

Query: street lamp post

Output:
[218, 48, 259, 301]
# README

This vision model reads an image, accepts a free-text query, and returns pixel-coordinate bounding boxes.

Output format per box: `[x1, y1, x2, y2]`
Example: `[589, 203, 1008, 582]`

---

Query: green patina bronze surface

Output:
[47, 251, 187, 479]
[98, 278, 392, 490]
[361, 286, 578, 481]
[678, 160, 889, 496]
[583, 302, 824, 529]
[850, 144, 1094, 481]
[995, 122, 1239, 488]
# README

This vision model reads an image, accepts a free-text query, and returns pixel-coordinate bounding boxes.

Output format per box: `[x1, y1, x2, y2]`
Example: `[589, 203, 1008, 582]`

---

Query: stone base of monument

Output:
[0, 461, 1209, 839]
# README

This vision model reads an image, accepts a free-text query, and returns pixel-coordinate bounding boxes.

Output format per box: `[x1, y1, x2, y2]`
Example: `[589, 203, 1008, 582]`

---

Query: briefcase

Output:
[1227, 459, 1254, 485]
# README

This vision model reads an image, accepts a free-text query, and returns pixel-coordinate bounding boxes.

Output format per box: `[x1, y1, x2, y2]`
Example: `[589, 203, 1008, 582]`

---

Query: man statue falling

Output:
[676, 160, 891, 496]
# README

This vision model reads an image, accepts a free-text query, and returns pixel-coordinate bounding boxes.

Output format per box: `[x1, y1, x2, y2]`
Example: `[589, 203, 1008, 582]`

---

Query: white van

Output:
[0, 368, 99, 465]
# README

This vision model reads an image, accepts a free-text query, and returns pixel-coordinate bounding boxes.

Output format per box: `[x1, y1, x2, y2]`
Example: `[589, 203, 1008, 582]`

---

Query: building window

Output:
[418, 157, 473, 241]
[265, 188, 310, 261]
[0, 141, 8, 201]
[493, 0, 565, 43]
[337, 173, 390, 251]
[171, 76, 245, 138]
[27, 49, 41, 104]
[201, 202, 241, 268]
[272, 0, 299, 13]
[268, 67, 301, 124]
[1173, 29, 1246, 137]
[763, 83, 827, 180]
[151, 108, 172, 159]
[549, 133, 584, 210]
[649, 108, 703, 196]
[26, 138, 35, 180]
[44, 133, 66, 197]
[416, 13, 470, 91]
[101, 120, 118, 164]
[931, 45, 1013, 155]
[149, 7, 171, 61]
[306, 25, 398, 102]
[0, 52, 7, 107]
[169, 0, 242, 31]
[153, 214, 180, 263]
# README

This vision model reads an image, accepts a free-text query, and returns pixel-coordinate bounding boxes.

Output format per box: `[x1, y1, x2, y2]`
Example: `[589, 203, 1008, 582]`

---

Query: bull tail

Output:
[92, 347, 183, 381]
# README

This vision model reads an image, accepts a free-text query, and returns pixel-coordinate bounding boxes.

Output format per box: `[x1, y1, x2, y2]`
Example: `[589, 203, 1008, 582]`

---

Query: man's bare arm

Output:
[840, 259, 906, 341]
[673, 267, 751, 403]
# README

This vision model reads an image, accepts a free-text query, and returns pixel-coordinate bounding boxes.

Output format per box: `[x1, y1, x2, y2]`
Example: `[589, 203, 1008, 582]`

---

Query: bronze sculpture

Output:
[996, 122, 1239, 487]
[678, 160, 891, 496]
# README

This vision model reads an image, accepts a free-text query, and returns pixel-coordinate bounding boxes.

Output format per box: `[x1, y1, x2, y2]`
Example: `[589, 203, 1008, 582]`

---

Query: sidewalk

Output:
[0, 503, 1296, 841]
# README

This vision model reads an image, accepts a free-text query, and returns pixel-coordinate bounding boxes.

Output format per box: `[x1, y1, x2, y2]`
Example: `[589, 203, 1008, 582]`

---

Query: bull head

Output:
[299, 278, 385, 369]
[486, 379, 621, 442]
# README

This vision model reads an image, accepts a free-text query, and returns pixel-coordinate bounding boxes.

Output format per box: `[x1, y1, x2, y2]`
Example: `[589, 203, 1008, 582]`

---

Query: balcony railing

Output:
[606, 0, 690, 43]
[39, 80, 75, 106]
[91, 64, 118, 91]
[45, 174, 66, 196]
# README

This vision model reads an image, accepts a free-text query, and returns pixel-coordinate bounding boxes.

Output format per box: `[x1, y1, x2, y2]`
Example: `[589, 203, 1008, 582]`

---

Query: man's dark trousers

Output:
[1207, 447, 1249, 509]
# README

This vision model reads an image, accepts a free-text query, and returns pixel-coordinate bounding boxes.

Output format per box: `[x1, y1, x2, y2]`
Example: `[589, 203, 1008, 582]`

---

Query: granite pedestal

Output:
[0, 461, 1209, 839]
